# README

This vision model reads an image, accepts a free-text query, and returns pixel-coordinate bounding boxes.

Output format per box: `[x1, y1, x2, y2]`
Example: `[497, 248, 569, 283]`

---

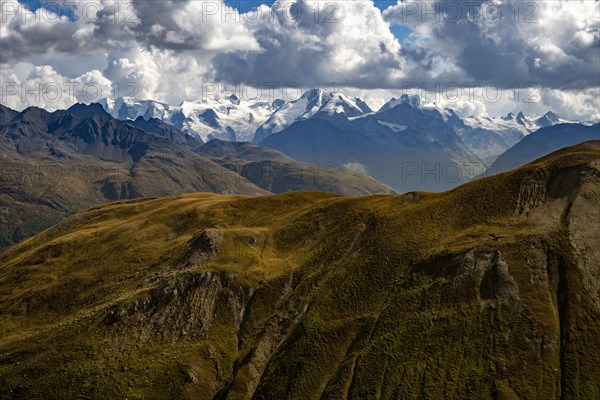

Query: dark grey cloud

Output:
[0, 0, 255, 62]
[384, 0, 600, 90]
[0, 0, 134, 61]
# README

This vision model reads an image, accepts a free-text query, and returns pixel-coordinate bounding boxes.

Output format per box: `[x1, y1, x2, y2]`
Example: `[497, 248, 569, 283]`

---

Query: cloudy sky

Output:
[1, 0, 599, 120]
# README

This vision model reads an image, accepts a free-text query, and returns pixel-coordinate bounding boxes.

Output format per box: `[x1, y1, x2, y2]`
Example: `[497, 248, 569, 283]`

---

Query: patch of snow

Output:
[377, 120, 408, 132]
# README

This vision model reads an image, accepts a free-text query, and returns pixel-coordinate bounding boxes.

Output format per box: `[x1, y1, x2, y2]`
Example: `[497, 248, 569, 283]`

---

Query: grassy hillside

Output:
[0, 142, 599, 399]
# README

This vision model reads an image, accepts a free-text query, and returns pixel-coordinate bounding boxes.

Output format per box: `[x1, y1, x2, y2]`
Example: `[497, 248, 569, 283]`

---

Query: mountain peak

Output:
[65, 102, 110, 118]
[535, 111, 561, 128]
[516, 111, 527, 126]
[354, 97, 373, 114]
[319, 92, 370, 117]
[400, 94, 421, 108]
[544, 111, 559, 122]
[300, 88, 326, 106]
[379, 94, 422, 112]
[253, 89, 371, 143]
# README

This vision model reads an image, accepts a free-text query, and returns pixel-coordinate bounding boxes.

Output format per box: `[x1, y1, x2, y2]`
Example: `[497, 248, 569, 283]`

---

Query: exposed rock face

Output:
[445, 248, 521, 304]
[216, 274, 310, 399]
[104, 271, 251, 342]
[515, 168, 548, 215]
[402, 191, 423, 204]
[565, 161, 600, 311]
[184, 229, 224, 267]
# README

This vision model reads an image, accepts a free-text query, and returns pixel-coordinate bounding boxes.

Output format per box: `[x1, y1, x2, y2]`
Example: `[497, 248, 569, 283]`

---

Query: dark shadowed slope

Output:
[1, 141, 598, 399]
[485, 123, 600, 175]
[197, 139, 395, 195]
[0, 104, 18, 125]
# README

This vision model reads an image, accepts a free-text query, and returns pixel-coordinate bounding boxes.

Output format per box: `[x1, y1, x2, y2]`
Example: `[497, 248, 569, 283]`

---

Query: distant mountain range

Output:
[96, 91, 587, 191]
[99, 90, 374, 144]
[454, 110, 577, 162]
[97, 91, 579, 157]
[100, 95, 281, 142]
[260, 98, 484, 192]
[0, 103, 391, 248]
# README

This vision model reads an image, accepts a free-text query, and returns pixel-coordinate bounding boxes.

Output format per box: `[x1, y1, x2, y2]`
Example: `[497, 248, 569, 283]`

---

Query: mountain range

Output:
[0, 103, 391, 248]
[98, 91, 579, 159]
[2, 94, 597, 248]
[100, 95, 281, 142]
[0, 94, 600, 247]
[253, 89, 372, 143]
[96, 91, 589, 192]
[260, 96, 490, 193]
[446, 109, 575, 163]
[1, 141, 598, 399]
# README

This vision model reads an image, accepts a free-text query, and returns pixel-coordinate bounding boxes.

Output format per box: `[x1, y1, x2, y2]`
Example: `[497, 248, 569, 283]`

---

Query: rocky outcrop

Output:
[104, 271, 251, 342]
[184, 229, 224, 268]
[514, 167, 548, 216]
[427, 248, 521, 307]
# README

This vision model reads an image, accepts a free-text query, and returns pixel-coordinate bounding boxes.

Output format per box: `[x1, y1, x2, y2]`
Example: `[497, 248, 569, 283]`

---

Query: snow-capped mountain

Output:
[377, 95, 578, 162]
[379, 94, 422, 112]
[100, 95, 283, 142]
[257, 91, 587, 191]
[253, 89, 372, 143]
[99, 97, 172, 121]
[100, 90, 372, 143]
[176, 95, 283, 142]
[259, 95, 483, 193]
[462, 111, 575, 139]
[454, 111, 578, 162]
[98, 91, 577, 164]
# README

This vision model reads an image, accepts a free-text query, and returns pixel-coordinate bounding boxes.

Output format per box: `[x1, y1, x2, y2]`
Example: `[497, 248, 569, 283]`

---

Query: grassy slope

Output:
[0, 142, 599, 399]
